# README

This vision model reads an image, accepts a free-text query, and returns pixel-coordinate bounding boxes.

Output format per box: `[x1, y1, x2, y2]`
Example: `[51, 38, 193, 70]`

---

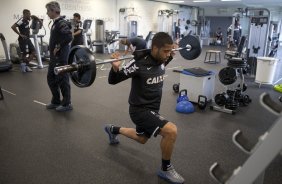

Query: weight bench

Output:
[225, 36, 246, 59]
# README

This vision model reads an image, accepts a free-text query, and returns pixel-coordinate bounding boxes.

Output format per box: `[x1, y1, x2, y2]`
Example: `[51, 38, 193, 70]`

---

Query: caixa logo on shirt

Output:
[146, 75, 164, 84]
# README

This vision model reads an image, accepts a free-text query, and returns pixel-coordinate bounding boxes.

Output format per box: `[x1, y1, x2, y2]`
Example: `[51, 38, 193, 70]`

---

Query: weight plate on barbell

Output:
[179, 35, 201, 60]
[68, 46, 97, 87]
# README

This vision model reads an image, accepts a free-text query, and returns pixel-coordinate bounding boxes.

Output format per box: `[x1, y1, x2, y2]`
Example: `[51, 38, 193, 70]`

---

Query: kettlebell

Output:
[176, 100, 195, 114]
[173, 83, 180, 93]
[177, 89, 189, 103]
[198, 95, 207, 110]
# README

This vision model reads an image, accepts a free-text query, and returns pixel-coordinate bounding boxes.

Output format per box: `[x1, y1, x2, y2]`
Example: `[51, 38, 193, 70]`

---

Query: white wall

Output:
[0, 0, 117, 57]
[0, 0, 196, 57]
[116, 0, 194, 38]
[1, 0, 281, 57]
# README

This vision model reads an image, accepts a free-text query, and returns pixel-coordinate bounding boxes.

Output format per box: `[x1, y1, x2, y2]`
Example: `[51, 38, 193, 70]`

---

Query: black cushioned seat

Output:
[0, 61, 12, 72]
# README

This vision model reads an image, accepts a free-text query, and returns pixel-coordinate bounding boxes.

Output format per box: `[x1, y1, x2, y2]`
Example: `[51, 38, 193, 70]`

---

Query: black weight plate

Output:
[215, 93, 227, 106]
[218, 67, 237, 85]
[68, 46, 96, 87]
[179, 35, 201, 60]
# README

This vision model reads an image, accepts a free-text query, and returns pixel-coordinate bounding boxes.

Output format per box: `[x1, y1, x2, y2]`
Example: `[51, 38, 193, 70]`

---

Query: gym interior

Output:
[1, 0, 282, 184]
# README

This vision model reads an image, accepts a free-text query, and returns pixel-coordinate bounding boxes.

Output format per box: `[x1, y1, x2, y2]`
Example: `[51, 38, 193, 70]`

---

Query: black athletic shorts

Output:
[18, 37, 35, 55]
[129, 106, 169, 138]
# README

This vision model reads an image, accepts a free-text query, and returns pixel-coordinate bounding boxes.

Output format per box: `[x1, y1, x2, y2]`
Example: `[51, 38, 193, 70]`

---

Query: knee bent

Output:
[138, 137, 148, 144]
[162, 122, 178, 137]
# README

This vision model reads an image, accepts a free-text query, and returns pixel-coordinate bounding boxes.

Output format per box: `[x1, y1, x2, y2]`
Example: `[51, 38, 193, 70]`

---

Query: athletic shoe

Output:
[46, 103, 60, 109]
[157, 165, 185, 184]
[55, 104, 73, 112]
[26, 66, 33, 72]
[104, 124, 119, 145]
[20, 63, 26, 73]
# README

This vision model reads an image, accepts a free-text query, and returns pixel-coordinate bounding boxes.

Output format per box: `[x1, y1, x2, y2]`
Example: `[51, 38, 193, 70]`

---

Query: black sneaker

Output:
[46, 103, 60, 109]
[55, 104, 73, 112]
[104, 124, 119, 145]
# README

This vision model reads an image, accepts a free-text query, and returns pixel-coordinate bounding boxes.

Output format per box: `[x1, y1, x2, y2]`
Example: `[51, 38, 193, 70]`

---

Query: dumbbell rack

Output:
[211, 58, 251, 114]
[209, 93, 282, 184]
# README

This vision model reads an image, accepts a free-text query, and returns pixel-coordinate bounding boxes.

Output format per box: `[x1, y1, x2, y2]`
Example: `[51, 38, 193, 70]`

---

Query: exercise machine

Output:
[105, 30, 120, 53]
[82, 19, 93, 50]
[0, 33, 12, 72]
[92, 19, 105, 53]
[37, 22, 50, 62]
[30, 18, 48, 69]
[145, 31, 155, 49]
[157, 9, 179, 40]
[246, 8, 270, 58]
[210, 92, 282, 184]
[227, 12, 242, 49]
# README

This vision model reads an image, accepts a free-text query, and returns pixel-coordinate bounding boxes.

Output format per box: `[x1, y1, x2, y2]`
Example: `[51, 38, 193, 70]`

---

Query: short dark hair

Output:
[73, 13, 81, 19]
[23, 9, 30, 14]
[152, 32, 173, 49]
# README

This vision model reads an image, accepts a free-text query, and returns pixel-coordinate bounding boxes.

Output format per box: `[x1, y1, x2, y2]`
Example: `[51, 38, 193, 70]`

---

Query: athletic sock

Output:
[162, 159, 171, 171]
[111, 126, 120, 134]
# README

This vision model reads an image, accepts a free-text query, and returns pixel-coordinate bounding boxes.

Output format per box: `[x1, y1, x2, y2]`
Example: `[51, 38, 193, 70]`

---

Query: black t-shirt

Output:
[73, 20, 83, 45]
[15, 17, 30, 38]
[108, 52, 172, 111]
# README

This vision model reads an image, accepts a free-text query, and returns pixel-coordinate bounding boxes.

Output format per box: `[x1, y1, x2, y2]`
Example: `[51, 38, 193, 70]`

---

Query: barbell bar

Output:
[54, 47, 192, 75]
[54, 35, 202, 88]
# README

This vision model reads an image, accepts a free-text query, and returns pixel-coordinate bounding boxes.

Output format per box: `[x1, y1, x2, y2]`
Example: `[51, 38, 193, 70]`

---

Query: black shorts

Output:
[129, 106, 169, 138]
[18, 37, 35, 55]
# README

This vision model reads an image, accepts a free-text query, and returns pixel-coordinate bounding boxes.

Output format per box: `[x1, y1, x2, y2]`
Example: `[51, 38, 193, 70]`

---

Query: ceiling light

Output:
[221, 0, 242, 2]
[193, 0, 211, 2]
[168, 1, 184, 3]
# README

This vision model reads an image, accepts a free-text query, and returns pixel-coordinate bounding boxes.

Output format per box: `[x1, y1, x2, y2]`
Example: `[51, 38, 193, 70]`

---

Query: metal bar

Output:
[54, 44, 192, 75]
[54, 64, 79, 75]
[96, 55, 134, 65]
[172, 45, 191, 51]
[54, 55, 134, 75]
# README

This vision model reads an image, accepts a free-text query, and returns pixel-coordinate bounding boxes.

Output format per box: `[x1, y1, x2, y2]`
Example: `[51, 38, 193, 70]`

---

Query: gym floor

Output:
[0, 46, 282, 184]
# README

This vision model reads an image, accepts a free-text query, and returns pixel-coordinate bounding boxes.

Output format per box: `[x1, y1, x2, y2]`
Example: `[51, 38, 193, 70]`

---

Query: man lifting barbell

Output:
[104, 32, 185, 184]
[53, 33, 201, 183]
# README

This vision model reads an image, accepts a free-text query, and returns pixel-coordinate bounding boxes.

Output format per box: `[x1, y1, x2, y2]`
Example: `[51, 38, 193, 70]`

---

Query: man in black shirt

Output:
[215, 27, 223, 45]
[11, 9, 38, 72]
[45, 1, 73, 112]
[120, 37, 147, 55]
[71, 13, 83, 47]
[105, 32, 185, 184]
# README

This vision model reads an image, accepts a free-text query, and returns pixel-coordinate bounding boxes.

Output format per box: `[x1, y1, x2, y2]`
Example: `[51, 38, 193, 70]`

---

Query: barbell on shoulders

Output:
[54, 35, 202, 88]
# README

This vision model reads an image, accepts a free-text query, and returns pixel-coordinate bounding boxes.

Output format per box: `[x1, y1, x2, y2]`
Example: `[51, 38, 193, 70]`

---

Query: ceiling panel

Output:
[150, 0, 282, 8]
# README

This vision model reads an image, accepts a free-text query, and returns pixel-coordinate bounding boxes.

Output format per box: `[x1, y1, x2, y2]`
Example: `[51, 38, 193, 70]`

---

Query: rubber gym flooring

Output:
[0, 46, 282, 184]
